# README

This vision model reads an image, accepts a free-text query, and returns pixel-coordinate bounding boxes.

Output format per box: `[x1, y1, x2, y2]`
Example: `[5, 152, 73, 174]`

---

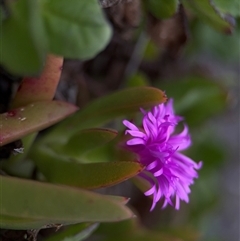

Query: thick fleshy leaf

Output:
[57, 128, 135, 165]
[32, 146, 143, 189]
[41, 0, 112, 59]
[6, 55, 63, 166]
[0, 176, 134, 230]
[73, 131, 135, 164]
[42, 161, 143, 189]
[7, 55, 63, 171]
[62, 128, 118, 159]
[45, 87, 167, 142]
[0, 214, 53, 230]
[11, 55, 63, 108]
[146, 0, 179, 19]
[0, 101, 78, 146]
[182, 0, 235, 34]
[0, 0, 46, 74]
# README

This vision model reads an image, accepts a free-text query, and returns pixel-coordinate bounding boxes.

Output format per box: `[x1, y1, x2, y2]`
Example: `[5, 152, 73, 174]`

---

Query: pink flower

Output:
[123, 99, 202, 211]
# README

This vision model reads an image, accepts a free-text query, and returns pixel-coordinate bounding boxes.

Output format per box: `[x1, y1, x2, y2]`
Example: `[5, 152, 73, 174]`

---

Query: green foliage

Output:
[0, 176, 134, 230]
[0, 0, 111, 75]
[146, 0, 179, 19]
[35, 159, 143, 189]
[41, 0, 112, 59]
[28, 87, 167, 189]
[182, 0, 235, 34]
[0, 0, 46, 74]
[31, 142, 143, 189]
[1, 87, 166, 230]
[214, 0, 240, 16]
[61, 128, 118, 159]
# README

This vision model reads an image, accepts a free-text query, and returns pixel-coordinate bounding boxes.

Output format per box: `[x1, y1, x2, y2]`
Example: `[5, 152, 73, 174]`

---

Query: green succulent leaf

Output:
[0, 214, 53, 230]
[32, 145, 143, 189]
[146, 0, 179, 19]
[0, 0, 46, 74]
[182, 0, 235, 34]
[55, 128, 134, 164]
[214, 0, 240, 17]
[44, 87, 167, 143]
[40, 161, 143, 189]
[41, 0, 112, 59]
[0, 101, 78, 146]
[62, 128, 118, 159]
[0, 176, 134, 230]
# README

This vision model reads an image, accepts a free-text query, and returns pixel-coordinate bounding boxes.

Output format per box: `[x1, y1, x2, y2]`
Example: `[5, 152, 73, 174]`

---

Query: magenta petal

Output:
[162, 199, 169, 209]
[154, 168, 163, 177]
[146, 161, 158, 170]
[123, 120, 139, 131]
[150, 201, 157, 211]
[126, 130, 146, 138]
[143, 118, 150, 137]
[127, 138, 145, 145]
[175, 195, 180, 210]
[145, 185, 156, 196]
[197, 161, 203, 169]
[168, 125, 191, 150]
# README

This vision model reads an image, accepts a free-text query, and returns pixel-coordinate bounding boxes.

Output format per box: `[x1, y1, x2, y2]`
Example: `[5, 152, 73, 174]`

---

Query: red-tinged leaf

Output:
[0, 101, 78, 146]
[11, 55, 63, 108]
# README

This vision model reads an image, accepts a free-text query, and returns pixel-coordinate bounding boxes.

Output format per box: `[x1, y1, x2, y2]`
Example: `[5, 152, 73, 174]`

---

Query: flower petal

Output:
[123, 120, 139, 131]
[127, 138, 145, 145]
